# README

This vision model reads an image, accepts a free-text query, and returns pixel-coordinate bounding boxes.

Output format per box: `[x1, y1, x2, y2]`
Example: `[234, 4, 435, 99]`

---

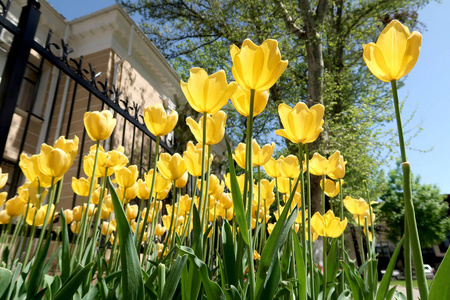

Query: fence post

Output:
[0, 0, 41, 161]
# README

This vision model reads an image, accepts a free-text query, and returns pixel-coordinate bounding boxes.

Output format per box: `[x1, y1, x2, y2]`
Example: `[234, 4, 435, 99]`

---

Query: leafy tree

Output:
[121, 0, 432, 211]
[379, 162, 450, 248]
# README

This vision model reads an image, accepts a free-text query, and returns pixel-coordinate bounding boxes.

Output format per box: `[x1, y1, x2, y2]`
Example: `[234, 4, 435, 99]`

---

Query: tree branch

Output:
[272, 0, 306, 39]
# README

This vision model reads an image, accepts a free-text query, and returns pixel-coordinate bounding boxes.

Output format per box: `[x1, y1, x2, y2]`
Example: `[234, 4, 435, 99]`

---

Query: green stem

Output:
[305, 143, 315, 298]
[201, 145, 212, 238]
[182, 176, 197, 245]
[339, 179, 345, 290]
[34, 176, 56, 255]
[323, 236, 328, 300]
[246, 89, 256, 299]
[254, 166, 262, 248]
[89, 171, 108, 262]
[198, 112, 208, 230]
[359, 225, 365, 265]
[391, 80, 428, 300]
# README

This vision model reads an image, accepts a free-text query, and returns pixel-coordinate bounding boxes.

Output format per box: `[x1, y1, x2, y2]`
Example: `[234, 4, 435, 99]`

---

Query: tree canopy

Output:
[121, 0, 432, 208]
[379, 162, 450, 248]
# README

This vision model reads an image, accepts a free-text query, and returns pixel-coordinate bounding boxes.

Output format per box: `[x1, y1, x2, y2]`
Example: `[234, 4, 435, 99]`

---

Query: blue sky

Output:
[47, 0, 450, 193]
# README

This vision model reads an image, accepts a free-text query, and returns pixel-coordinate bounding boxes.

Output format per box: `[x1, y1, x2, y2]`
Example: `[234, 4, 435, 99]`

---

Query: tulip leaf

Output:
[0, 268, 12, 298]
[161, 255, 187, 299]
[326, 238, 339, 284]
[53, 262, 94, 300]
[429, 246, 450, 300]
[225, 138, 249, 245]
[255, 174, 300, 299]
[292, 232, 307, 300]
[60, 209, 71, 283]
[376, 236, 404, 300]
[108, 178, 144, 300]
[177, 245, 225, 300]
[26, 236, 51, 299]
[221, 220, 237, 288]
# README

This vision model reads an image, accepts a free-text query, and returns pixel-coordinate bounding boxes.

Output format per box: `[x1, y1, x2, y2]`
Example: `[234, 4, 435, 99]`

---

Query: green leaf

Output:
[260, 251, 281, 299]
[429, 246, 450, 300]
[0, 268, 12, 298]
[376, 236, 404, 300]
[108, 178, 144, 300]
[161, 255, 187, 299]
[326, 238, 339, 284]
[26, 236, 52, 299]
[255, 175, 300, 299]
[221, 220, 237, 288]
[293, 232, 307, 300]
[53, 262, 94, 300]
[60, 209, 71, 283]
[225, 138, 249, 245]
[341, 261, 362, 300]
[177, 245, 225, 300]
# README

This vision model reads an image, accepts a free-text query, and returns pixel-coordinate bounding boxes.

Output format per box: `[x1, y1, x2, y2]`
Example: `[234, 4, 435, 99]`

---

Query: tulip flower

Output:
[126, 204, 139, 220]
[0, 168, 8, 189]
[183, 141, 212, 177]
[64, 209, 73, 224]
[83, 153, 104, 178]
[309, 151, 341, 176]
[186, 111, 227, 145]
[117, 183, 138, 204]
[71, 221, 81, 234]
[101, 221, 115, 236]
[276, 102, 324, 144]
[253, 140, 275, 166]
[255, 179, 275, 200]
[320, 178, 343, 198]
[328, 154, 345, 180]
[0, 192, 6, 207]
[84, 110, 117, 141]
[180, 68, 238, 114]
[0, 210, 11, 224]
[363, 20, 422, 82]
[276, 177, 291, 195]
[5, 196, 26, 217]
[91, 186, 107, 205]
[343, 196, 369, 215]
[72, 177, 94, 197]
[310, 210, 347, 238]
[144, 103, 178, 136]
[280, 155, 301, 179]
[230, 86, 269, 117]
[232, 143, 246, 169]
[137, 179, 150, 200]
[19, 154, 53, 188]
[98, 146, 128, 172]
[155, 224, 167, 236]
[25, 204, 55, 226]
[54, 135, 79, 161]
[157, 153, 187, 181]
[219, 193, 233, 210]
[115, 165, 139, 188]
[225, 173, 246, 194]
[354, 210, 376, 226]
[145, 169, 172, 194]
[230, 39, 288, 91]
[38, 144, 73, 179]
[263, 156, 283, 178]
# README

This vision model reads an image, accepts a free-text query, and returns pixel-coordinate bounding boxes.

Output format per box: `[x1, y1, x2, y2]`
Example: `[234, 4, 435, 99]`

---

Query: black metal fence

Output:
[0, 0, 174, 207]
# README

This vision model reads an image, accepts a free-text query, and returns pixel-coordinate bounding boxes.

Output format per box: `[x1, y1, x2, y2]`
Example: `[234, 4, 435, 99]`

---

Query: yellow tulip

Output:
[354, 210, 376, 226]
[280, 155, 300, 179]
[137, 179, 150, 200]
[267, 223, 275, 235]
[320, 179, 343, 198]
[103, 194, 114, 212]
[126, 204, 139, 220]
[179, 195, 192, 213]
[0, 210, 11, 224]
[254, 250, 261, 260]
[275, 102, 324, 144]
[101, 221, 116, 235]
[343, 196, 369, 215]
[71, 177, 93, 197]
[0, 192, 7, 207]
[219, 193, 233, 210]
[186, 111, 227, 145]
[175, 171, 188, 188]
[310, 210, 347, 238]
[83, 153, 104, 178]
[38, 144, 73, 179]
[253, 140, 275, 167]
[70, 221, 81, 234]
[225, 173, 246, 194]
[115, 165, 139, 188]
[91, 186, 107, 205]
[364, 227, 373, 242]
[19, 154, 53, 188]
[276, 177, 291, 194]
[54, 135, 79, 161]
[230, 39, 288, 91]
[232, 143, 246, 169]
[254, 179, 275, 200]
[116, 183, 138, 204]
[155, 224, 167, 236]
[363, 20, 422, 82]
[100, 205, 111, 219]
[306, 221, 319, 242]
[0, 168, 8, 189]
[309, 151, 340, 176]
[157, 153, 187, 181]
[26, 204, 55, 226]
[328, 154, 345, 180]
[183, 141, 212, 177]
[64, 209, 73, 224]
[263, 156, 283, 178]
[144, 103, 178, 136]
[230, 86, 269, 117]
[5, 196, 27, 217]
[180, 68, 238, 114]
[83, 110, 117, 141]
[98, 146, 128, 172]
[73, 206, 83, 222]
[21, 179, 47, 207]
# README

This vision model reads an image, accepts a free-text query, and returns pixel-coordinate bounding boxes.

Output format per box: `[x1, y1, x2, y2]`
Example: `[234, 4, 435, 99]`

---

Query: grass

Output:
[390, 279, 434, 289]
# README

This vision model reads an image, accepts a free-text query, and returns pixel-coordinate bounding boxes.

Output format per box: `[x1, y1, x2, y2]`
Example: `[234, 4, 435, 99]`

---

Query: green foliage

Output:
[379, 162, 450, 248]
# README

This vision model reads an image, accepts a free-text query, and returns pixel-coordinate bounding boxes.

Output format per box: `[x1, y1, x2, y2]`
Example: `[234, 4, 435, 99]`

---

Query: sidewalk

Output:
[391, 285, 420, 299]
